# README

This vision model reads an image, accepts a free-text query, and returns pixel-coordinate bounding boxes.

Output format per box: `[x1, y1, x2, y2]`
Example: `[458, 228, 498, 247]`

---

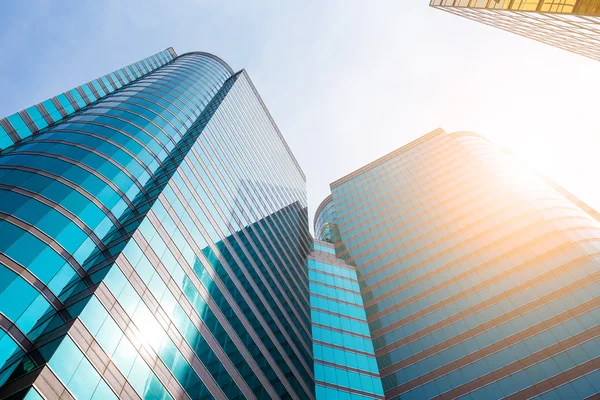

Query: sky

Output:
[1, 0, 599, 232]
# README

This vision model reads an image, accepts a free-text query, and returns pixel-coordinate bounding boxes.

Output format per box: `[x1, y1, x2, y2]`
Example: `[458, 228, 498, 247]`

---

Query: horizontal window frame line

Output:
[0, 183, 108, 253]
[352, 190, 585, 277]
[7, 150, 139, 214]
[309, 279, 361, 295]
[503, 359, 600, 400]
[75, 111, 184, 162]
[375, 249, 600, 357]
[368, 233, 587, 329]
[0, 165, 125, 232]
[315, 379, 384, 399]
[313, 339, 377, 357]
[430, 325, 600, 400]
[0, 212, 86, 279]
[0, 250, 65, 315]
[308, 253, 356, 270]
[20, 138, 150, 198]
[363, 219, 596, 307]
[51, 122, 168, 172]
[352, 191, 580, 277]
[106, 84, 200, 128]
[311, 306, 367, 323]
[309, 266, 358, 281]
[30, 132, 160, 188]
[312, 322, 372, 340]
[370, 231, 599, 338]
[310, 292, 363, 308]
[342, 186, 564, 266]
[136, 69, 217, 116]
[87, 103, 185, 147]
[315, 359, 381, 378]
[0, 311, 34, 352]
[379, 266, 600, 382]
[100, 95, 194, 134]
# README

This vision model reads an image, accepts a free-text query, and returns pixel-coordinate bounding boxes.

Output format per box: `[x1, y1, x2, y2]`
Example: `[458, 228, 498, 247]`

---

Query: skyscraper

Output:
[315, 128, 600, 399]
[429, 0, 600, 61]
[0, 48, 314, 399]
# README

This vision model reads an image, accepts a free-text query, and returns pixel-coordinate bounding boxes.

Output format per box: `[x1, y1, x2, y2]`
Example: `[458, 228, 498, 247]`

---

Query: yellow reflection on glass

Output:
[430, 0, 600, 15]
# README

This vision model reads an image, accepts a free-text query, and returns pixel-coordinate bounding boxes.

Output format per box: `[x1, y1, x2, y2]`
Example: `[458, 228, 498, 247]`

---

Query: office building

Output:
[430, 0, 600, 61]
[0, 48, 313, 399]
[315, 128, 600, 399]
[309, 240, 384, 399]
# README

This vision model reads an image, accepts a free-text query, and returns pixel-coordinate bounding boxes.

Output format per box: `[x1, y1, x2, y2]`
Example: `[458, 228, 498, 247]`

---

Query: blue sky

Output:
[2, 0, 599, 229]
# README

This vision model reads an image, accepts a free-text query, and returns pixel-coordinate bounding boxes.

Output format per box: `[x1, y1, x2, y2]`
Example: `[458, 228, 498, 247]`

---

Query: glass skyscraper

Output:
[429, 0, 600, 61]
[315, 128, 600, 399]
[0, 48, 313, 399]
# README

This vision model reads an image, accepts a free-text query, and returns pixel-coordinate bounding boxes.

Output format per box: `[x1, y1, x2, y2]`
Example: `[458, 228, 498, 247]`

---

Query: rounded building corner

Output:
[178, 51, 235, 75]
[449, 131, 492, 143]
[314, 195, 334, 230]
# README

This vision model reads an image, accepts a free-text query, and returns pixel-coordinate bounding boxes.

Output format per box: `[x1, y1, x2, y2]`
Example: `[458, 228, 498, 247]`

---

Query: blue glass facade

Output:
[0, 49, 313, 399]
[0, 48, 176, 153]
[316, 128, 600, 399]
[309, 240, 384, 399]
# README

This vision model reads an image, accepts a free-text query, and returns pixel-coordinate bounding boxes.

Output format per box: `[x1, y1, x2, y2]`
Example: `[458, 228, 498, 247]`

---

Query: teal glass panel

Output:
[314, 243, 336, 254]
[25, 106, 48, 130]
[47, 337, 117, 400]
[56, 94, 75, 114]
[80, 85, 97, 102]
[315, 363, 384, 396]
[0, 126, 12, 149]
[78, 296, 173, 400]
[41, 100, 62, 121]
[91, 80, 106, 97]
[101, 76, 114, 91]
[7, 114, 31, 139]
